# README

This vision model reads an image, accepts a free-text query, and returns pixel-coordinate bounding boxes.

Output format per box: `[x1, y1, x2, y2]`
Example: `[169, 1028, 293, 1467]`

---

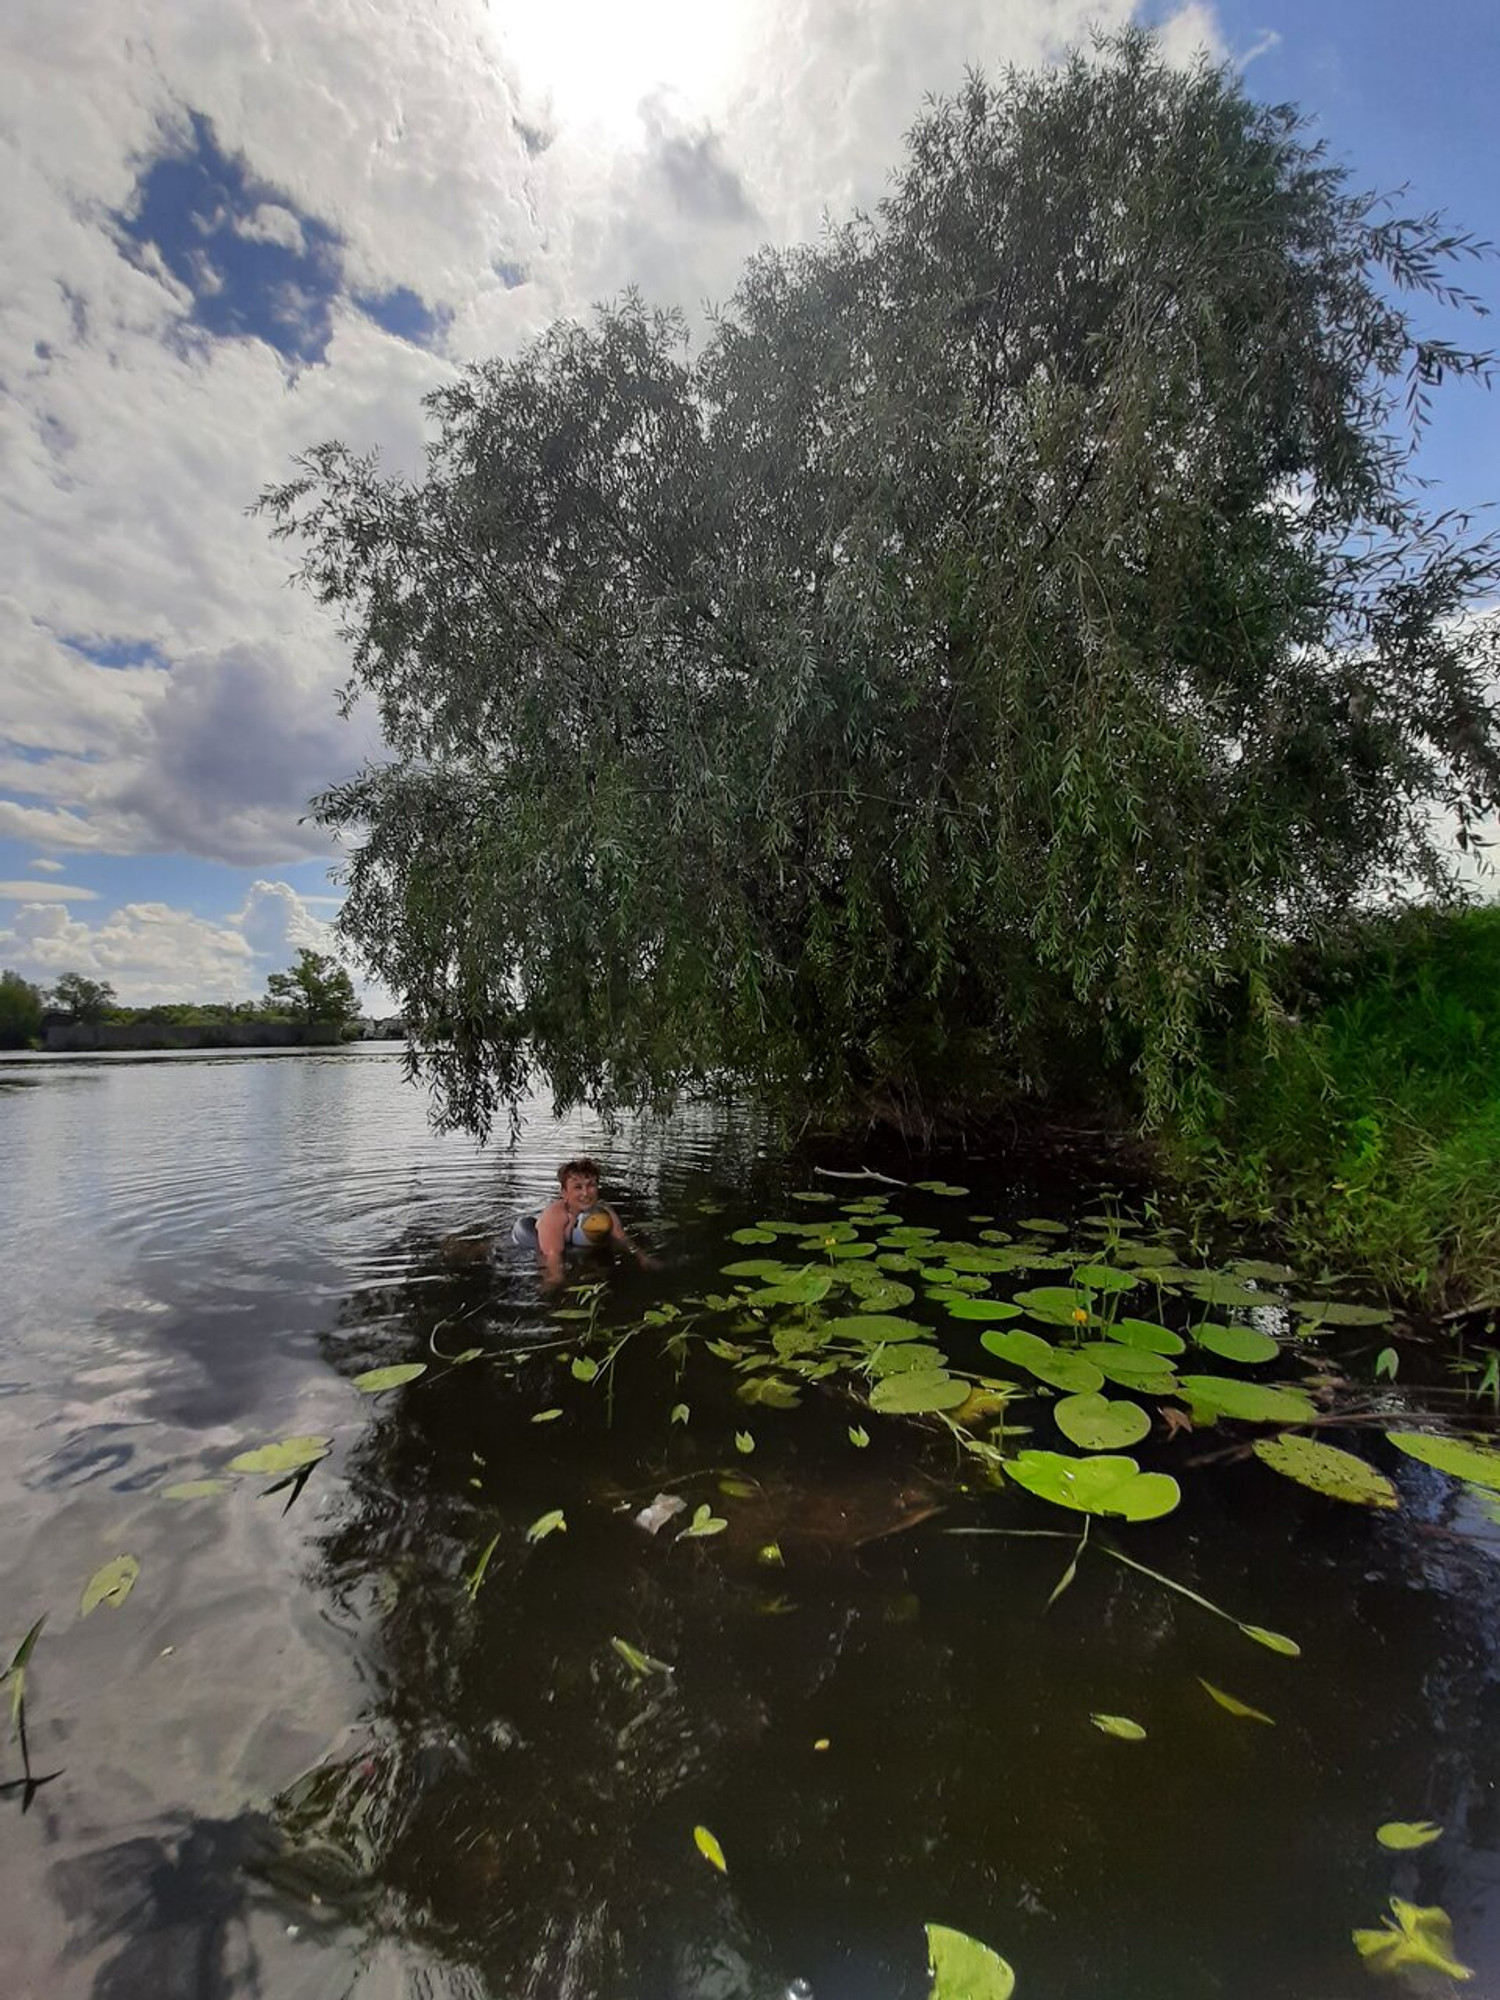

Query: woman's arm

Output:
[605, 1205, 659, 1270]
[534, 1202, 569, 1288]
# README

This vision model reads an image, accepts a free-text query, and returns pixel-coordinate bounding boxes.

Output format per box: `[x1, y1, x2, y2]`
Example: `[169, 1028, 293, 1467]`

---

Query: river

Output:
[2, 1045, 1498, 1999]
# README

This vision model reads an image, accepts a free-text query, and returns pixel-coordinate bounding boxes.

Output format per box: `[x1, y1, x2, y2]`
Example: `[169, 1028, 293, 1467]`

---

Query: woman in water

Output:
[518, 1157, 654, 1288]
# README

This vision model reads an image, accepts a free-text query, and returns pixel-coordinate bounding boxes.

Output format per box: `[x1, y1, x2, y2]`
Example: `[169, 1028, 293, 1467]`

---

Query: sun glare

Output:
[494, 0, 747, 135]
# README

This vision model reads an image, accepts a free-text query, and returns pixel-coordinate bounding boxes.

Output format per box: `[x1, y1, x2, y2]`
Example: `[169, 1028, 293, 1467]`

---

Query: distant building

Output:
[351, 1015, 406, 1040]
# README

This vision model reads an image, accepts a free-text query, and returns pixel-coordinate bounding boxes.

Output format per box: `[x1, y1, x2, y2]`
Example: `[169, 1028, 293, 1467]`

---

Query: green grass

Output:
[1174, 905, 1500, 1304]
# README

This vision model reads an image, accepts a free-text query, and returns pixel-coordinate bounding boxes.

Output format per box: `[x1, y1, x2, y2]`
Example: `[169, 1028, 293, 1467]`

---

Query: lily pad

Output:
[1377, 1820, 1444, 1851]
[721, 1258, 794, 1279]
[1292, 1299, 1394, 1326]
[925, 1923, 1015, 2000]
[912, 1180, 969, 1197]
[229, 1435, 331, 1477]
[869, 1369, 971, 1414]
[1109, 1318, 1186, 1357]
[1191, 1322, 1280, 1366]
[162, 1478, 231, 1501]
[679, 1504, 728, 1539]
[729, 1228, 778, 1245]
[693, 1823, 729, 1870]
[868, 1343, 945, 1377]
[1230, 1259, 1297, 1283]
[1078, 1344, 1178, 1392]
[980, 1330, 1105, 1393]
[1253, 1434, 1397, 1508]
[826, 1314, 930, 1343]
[1091, 1712, 1147, 1740]
[1352, 1899, 1472, 1981]
[1012, 1286, 1096, 1325]
[1005, 1450, 1180, 1521]
[352, 1362, 427, 1394]
[1017, 1217, 1069, 1234]
[737, 1376, 802, 1408]
[1177, 1376, 1318, 1426]
[1071, 1263, 1138, 1293]
[943, 1299, 1024, 1322]
[1182, 1274, 1274, 1310]
[80, 1555, 140, 1617]
[847, 1277, 916, 1311]
[1386, 1431, 1500, 1492]
[1053, 1393, 1151, 1451]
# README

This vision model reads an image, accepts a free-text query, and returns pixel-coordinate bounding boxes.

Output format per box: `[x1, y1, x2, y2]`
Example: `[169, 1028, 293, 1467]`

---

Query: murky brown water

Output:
[3, 1046, 1499, 1999]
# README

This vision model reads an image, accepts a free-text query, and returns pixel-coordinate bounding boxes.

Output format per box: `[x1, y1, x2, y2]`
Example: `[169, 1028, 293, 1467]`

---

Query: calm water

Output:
[3, 1046, 1499, 2000]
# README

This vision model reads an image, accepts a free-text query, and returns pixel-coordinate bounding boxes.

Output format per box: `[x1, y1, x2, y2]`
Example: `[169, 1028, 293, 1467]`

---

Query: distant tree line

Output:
[0, 951, 362, 1049]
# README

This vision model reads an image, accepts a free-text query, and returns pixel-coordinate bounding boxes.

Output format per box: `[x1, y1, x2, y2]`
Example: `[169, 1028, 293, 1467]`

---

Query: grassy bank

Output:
[1173, 905, 1500, 1305]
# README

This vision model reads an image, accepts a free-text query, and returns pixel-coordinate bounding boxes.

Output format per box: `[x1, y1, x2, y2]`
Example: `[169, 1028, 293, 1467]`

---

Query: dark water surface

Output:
[3, 1046, 1499, 2000]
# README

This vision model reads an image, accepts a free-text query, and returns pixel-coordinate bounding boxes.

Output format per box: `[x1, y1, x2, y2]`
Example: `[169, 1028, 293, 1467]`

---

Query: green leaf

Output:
[81, 1555, 140, 1618]
[1253, 1434, 1397, 1508]
[611, 1636, 671, 1677]
[1091, 1712, 1147, 1740]
[789, 1190, 837, 1203]
[846, 1277, 917, 1311]
[1377, 1820, 1443, 1851]
[737, 1376, 802, 1408]
[1053, 1392, 1150, 1451]
[465, 1531, 501, 1598]
[869, 1369, 972, 1414]
[1012, 1285, 1095, 1325]
[1017, 1218, 1069, 1235]
[526, 1509, 566, 1543]
[1294, 1299, 1394, 1326]
[571, 1356, 599, 1382]
[1239, 1623, 1301, 1657]
[1109, 1317, 1186, 1356]
[531, 1407, 564, 1423]
[1077, 1343, 1178, 1392]
[826, 1313, 930, 1343]
[868, 1343, 945, 1377]
[1191, 1322, 1280, 1365]
[925, 1923, 1016, 2000]
[1177, 1376, 1318, 1426]
[1071, 1263, 1137, 1293]
[722, 1257, 796, 1278]
[911, 1180, 968, 1196]
[1200, 1679, 1274, 1724]
[1352, 1900, 1472, 1981]
[980, 1330, 1105, 1393]
[1387, 1430, 1500, 1491]
[352, 1362, 427, 1393]
[5, 1615, 45, 1733]
[1182, 1273, 1274, 1310]
[1005, 1450, 1179, 1521]
[848, 1426, 871, 1448]
[670, 1402, 690, 1425]
[679, 1504, 728, 1539]
[729, 1227, 777, 1244]
[162, 1478, 231, 1500]
[734, 1430, 756, 1454]
[693, 1823, 728, 1870]
[943, 1299, 1025, 1321]
[228, 1435, 331, 1477]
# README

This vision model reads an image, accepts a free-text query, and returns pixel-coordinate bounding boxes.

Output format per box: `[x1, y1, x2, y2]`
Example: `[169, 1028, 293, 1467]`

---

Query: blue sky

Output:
[1, 0, 1496, 1004]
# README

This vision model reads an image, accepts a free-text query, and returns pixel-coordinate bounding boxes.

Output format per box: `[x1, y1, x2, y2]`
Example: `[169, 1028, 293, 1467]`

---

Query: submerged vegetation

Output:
[263, 32, 1500, 1164]
[1178, 905, 1500, 1301]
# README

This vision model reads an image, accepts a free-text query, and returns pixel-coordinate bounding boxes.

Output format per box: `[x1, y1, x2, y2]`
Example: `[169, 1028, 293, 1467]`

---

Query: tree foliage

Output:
[261, 32, 1500, 1139]
[50, 972, 117, 1024]
[0, 970, 44, 1048]
[265, 949, 359, 1030]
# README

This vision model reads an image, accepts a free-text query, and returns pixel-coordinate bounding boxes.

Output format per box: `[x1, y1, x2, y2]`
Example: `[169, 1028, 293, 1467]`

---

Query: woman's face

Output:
[563, 1172, 598, 1209]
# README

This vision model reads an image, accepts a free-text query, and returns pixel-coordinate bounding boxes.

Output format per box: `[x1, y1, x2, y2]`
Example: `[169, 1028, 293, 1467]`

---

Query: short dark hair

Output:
[558, 1157, 602, 1188]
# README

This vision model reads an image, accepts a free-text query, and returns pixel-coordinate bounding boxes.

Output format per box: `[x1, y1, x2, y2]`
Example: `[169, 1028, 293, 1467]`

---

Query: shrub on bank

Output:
[1176, 905, 1500, 1302]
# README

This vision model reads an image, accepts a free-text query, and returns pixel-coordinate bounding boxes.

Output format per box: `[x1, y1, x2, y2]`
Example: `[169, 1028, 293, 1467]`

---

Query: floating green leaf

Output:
[352, 1362, 428, 1394]
[868, 1343, 945, 1377]
[1071, 1263, 1137, 1293]
[729, 1227, 777, 1245]
[1177, 1376, 1317, 1426]
[1017, 1218, 1069, 1234]
[611, 1636, 671, 1677]
[737, 1376, 802, 1408]
[694, 1823, 728, 1870]
[1078, 1344, 1178, 1392]
[1109, 1317, 1186, 1357]
[531, 1408, 564, 1424]
[925, 1923, 1016, 2000]
[4, 1615, 45, 1734]
[1200, 1679, 1274, 1724]
[1290, 1298, 1394, 1326]
[1183, 1274, 1274, 1310]
[1253, 1434, 1397, 1509]
[790, 1190, 837, 1203]
[680, 1504, 728, 1539]
[943, 1299, 1025, 1321]
[826, 1314, 930, 1343]
[1012, 1285, 1095, 1325]
[1091, 1712, 1147, 1740]
[228, 1435, 331, 1477]
[465, 1532, 501, 1598]
[1240, 1623, 1301, 1657]
[1377, 1820, 1443, 1851]
[526, 1509, 566, 1543]
[80, 1555, 140, 1617]
[1387, 1430, 1500, 1491]
[1005, 1450, 1179, 1521]
[1191, 1322, 1280, 1365]
[981, 1330, 1105, 1393]
[162, 1478, 231, 1501]
[1375, 1347, 1400, 1381]
[670, 1402, 690, 1425]
[1053, 1393, 1151, 1451]
[1229, 1259, 1297, 1283]
[734, 1431, 756, 1455]
[870, 1369, 971, 1414]
[722, 1257, 795, 1278]
[571, 1356, 599, 1382]
[848, 1426, 871, 1448]
[911, 1180, 968, 1196]
[847, 1278, 917, 1311]
[1353, 1899, 1471, 1981]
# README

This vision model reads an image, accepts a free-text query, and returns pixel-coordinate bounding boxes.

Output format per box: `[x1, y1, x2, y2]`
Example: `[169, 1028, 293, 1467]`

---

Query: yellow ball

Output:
[580, 1211, 612, 1241]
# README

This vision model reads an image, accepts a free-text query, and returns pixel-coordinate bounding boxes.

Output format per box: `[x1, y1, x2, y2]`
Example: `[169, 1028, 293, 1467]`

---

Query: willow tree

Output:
[262, 31, 1500, 1139]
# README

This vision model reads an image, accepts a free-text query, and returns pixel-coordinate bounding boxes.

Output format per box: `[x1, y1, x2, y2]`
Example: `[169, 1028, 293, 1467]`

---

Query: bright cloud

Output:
[29, 858, 66, 873]
[0, 879, 99, 902]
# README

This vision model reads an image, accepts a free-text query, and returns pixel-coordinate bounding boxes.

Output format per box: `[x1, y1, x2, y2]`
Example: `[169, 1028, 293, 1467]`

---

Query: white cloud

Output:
[29, 857, 65, 872]
[237, 201, 307, 254]
[0, 879, 99, 902]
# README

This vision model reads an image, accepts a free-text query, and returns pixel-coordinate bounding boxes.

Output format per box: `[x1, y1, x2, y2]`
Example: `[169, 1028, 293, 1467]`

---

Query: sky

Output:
[1, 0, 1496, 1008]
